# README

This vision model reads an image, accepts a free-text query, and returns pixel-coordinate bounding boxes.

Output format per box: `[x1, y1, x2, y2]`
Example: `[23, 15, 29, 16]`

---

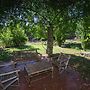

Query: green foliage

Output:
[31, 25, 47, 39]
[0, 24, 28, 47]
[82, 33, 90, 50]
[55, 29, 66, 46]
[12, 24, 28, 47]
[0, 48, 12, 61]
[0, 0, 90, 52]
[0, 28, 13, 47]
[54, 19, 76, 47]
[76, 17, 90, 50]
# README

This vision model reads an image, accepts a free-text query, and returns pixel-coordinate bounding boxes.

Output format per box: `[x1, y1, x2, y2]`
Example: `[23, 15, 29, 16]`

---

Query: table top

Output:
[25, 61, 53, 76]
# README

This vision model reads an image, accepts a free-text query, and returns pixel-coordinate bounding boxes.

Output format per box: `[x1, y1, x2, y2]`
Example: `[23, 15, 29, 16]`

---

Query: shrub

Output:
[0, 48, 12, 61]
[81, 33, 90, 50]
[12, 24, 28, 47]
[55, 29, 66, 47]
[0, 24, 28, 47]
[0, 28, 13, 47]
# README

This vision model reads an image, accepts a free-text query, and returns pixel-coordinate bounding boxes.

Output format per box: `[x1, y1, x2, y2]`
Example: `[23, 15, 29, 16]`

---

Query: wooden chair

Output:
[51, 53, 63, 66]
[58, 54, 71, 73]
[0, 69, 20, 90]
[51, 53, 71, 73]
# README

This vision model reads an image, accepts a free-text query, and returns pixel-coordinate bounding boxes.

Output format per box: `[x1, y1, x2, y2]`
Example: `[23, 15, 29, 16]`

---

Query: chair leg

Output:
[25, 76, 31, 87]
[0, 81, 4, 89]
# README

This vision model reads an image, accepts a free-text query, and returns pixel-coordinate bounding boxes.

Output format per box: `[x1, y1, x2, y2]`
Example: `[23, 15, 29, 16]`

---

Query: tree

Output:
[0, 0, 90, 54]
[20, 0, 90, 53]
[76, 16, 90, 50]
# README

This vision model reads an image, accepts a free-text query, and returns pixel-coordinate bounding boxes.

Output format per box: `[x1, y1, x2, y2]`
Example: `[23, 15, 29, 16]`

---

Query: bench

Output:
[12, 50, 42, 63]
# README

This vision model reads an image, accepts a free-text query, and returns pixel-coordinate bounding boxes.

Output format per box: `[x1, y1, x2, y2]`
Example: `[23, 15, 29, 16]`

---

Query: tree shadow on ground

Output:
[61, 42, 82, 50]
[0, 45, 40, 62]
[52, 53, 90, 82]
[68, 54, 90, 82]
[17, 45, 40, 51]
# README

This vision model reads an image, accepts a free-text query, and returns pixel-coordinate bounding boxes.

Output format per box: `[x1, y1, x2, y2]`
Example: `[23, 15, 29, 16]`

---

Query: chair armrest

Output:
[0, 69, 20, 77]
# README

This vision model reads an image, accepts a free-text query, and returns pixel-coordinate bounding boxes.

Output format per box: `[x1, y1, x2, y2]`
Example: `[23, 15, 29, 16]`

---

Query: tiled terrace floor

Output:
[1, 61, 90, 90]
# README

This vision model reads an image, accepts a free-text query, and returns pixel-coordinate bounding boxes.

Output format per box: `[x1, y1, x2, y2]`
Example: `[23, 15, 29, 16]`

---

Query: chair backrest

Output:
[0, 69, 20, 90]
[58, 53, 71, 73]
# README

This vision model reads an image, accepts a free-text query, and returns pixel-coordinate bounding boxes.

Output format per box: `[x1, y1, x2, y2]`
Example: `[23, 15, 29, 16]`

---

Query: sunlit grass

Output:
[26, 42, 47, 54]
[26, 42, 83, 56]
[4, 41, 86, 57]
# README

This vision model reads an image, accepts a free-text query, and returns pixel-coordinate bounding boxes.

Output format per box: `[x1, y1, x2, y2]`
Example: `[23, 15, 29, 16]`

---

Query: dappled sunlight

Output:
[26, 42, 84, 55]
[0, 0, 90, 89]
[69, 54, 90, 82]
[0, 43, 90, 90]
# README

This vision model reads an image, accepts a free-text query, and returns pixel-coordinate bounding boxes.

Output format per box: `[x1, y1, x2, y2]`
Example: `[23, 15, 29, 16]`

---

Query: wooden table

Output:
[25, 60, 53, 76]
[25, 60, 53, 86]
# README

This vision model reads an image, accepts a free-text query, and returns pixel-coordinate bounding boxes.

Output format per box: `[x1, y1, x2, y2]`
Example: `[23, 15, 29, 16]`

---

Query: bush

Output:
[0, 28, 13, 47]
[81, 34, 90, 50]
[0, 24, 28, 47]
[12, 25, 28, 47]
[54, 28, 66, 47]
[55, 33, 66, 47]
[0, 48, 12, 61]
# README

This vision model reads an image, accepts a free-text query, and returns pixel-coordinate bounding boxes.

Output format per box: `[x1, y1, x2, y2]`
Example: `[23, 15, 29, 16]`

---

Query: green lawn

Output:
[1, 41, 89, 59]
[26, 41, 83, 55]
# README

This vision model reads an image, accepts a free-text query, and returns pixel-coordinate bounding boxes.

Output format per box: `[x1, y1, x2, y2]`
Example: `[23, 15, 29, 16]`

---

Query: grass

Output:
[1, 41, 90, 60]
[26, 42, 47, 54]
[26, 41, 83, 55]
[1, 41, 88, 59]
[1, 41, 83, 62]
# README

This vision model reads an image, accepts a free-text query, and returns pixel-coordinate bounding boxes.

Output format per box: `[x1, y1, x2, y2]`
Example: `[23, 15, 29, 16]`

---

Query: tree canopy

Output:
[0, 0, 90, 54]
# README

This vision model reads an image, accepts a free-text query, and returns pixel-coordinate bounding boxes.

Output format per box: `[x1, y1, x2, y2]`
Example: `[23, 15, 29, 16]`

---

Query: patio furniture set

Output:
[0, 51, 71, 90]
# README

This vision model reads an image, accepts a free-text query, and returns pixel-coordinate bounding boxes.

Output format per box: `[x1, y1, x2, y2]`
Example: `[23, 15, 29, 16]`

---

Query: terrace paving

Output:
[0, 60, 90, 90]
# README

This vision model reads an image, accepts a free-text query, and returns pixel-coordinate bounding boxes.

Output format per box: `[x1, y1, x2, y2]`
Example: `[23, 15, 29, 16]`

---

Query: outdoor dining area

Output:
[0, 50, 85, 90]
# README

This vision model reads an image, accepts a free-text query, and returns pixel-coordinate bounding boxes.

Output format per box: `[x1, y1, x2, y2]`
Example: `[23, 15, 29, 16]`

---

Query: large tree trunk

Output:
[46, 23, 53, 57]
